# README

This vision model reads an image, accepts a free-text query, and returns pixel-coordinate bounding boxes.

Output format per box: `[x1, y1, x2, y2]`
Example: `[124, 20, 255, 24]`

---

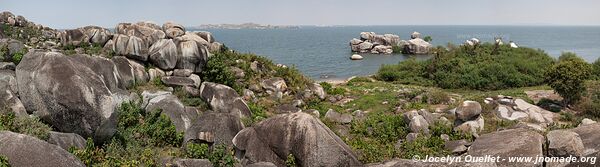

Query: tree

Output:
[423, 36, 433, 42]
[545, 58, 592, 105]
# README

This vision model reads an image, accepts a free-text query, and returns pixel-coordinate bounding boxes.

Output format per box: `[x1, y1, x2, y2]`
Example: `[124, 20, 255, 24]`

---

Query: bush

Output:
[185, 143, 236, 167]
[574, 81, 600, 118]
[286, 154, 297, 167]
[115, 102, 183, 147]
[377, 44, 555, 90]
[592, 58, 600, 80]
[0, 112, 51, 140]
[69, 139, 106, 166]
[320, 82, 345, 95]
[423, 36, 432, 42]
[545, 55, 592, 105]
[0, 155, 9, 167]
[201, 52, 238, 91]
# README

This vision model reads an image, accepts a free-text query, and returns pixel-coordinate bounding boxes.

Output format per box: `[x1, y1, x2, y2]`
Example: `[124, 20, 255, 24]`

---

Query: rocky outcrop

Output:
[148, 39, 178, 70]
[349, 32, 398, 54]
[467, 128, 544, 167]
[232, 112, 362, 166]
[349, 31, 431, 55]
[0, 131, 85, 167]
[16, 51, 131, 142]
[60, 26, 112, 47]
[199, 82, 252, 118]
[143, 91, 195, 133]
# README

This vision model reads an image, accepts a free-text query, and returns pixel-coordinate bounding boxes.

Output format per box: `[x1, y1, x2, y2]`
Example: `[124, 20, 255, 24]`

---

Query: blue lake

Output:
[196, 26, 600, 79]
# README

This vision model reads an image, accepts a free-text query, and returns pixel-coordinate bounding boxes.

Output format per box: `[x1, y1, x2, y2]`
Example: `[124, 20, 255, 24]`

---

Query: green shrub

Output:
[245, 102, 267, 126]
[399, 135, 446, 159]
[69, 139, 106, 166]
[423, 36, 432, 42]
[201, 52, 238, 91]
[575, 81, 600, 118]
[0, 155, 9, 167]
[319, 82, 345, 95]
[558, 52, 584, 62]
[377, 44, 554, 90]
[185, 143, 209, 159]
[545, 55, 592, 105]
[115, 102, 183, 147]
[286, 154, 297, 167]
[0, 112, 51, 140]
[10, 48, 27, 65]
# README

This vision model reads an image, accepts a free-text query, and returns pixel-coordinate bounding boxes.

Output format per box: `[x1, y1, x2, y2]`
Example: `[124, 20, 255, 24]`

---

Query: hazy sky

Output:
[1, 0, 600, 29]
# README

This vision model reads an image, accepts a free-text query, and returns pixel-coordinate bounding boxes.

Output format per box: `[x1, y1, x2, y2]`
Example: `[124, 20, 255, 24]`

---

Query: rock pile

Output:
[349, 31, 432, 55]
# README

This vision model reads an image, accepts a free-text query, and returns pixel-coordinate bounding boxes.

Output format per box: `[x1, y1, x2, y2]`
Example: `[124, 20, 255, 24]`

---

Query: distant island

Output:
[194, 22, 299, 29]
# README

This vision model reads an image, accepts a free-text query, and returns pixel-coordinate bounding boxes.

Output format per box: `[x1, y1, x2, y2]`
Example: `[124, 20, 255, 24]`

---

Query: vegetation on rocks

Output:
[377, 43, 555, 90]
[0, 112, 51, 140]
[545, 54, 593, 105]
[185, 143, 236, 167]
[0, 155, 8, 167]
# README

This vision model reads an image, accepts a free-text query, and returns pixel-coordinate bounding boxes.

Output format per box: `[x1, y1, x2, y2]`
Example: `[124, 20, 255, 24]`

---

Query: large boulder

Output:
[184, 112, 243, 146]
[195, 31, 215, 43]
[0, 70, 18, 94]
[406, 38, 431, 54]
[0, 131, 85, 167]
[199, 82, 252, 118]
[261, 77, 288, 93]
[111, 34, 149, 61]
[177, 40, 209, 73]
[163, 22, 186, 39]
[143, 91, 197, 133]
[455, 101, 482, 121]
[16, 51, 131, 142]
[467, 128, 544, 167]
[115, 22, 166, 46]
[60, 28, 87, 46]
[569, 123, 600, 155]
[47, 131, 87, 150]
[148, 39, 178, 70]
[176, 32, 210, 48]
[547, 130, 584, 157]
[232, 112, 362, 166]
[0, 88, 27, 117]
[62, 26, 113, 47]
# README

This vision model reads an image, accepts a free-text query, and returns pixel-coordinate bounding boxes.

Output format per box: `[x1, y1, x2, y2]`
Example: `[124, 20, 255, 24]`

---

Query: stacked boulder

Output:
[349, 31, 432, 55]
[349, 32, 398, 54]
[453, 101, 485, 137]
[405, 32, 432, 54]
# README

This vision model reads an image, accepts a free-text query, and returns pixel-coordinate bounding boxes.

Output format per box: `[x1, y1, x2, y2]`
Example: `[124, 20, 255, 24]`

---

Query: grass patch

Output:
[0, 111, 51, 140]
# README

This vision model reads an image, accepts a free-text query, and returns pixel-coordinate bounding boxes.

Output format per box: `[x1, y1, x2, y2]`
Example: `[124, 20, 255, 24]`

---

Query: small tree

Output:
[423, 36, 433, 42]
[545, 58, 592, 105]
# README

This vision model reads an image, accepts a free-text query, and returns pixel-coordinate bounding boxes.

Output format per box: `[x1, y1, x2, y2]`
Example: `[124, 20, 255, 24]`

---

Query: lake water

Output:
[196, 26, 600, 80]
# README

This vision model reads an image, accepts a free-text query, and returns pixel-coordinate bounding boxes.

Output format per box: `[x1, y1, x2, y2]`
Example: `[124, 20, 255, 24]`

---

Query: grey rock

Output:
[308, 82, 326, 99]
[547, 130, 584, 157]
[161, 76, 196, 87]
[174, 69, 193, 77]
[232, 112, 362, 166]
[195, 31, 215, 43]
[177, 40, 209, 73]
[47, 131, 87, 150]
[445, 139, 469, 154]
[144, 91, 194, 133]
[569, 123, 600, 155]
[163, 22, 185, 38]
[148, 68, 166, 81]
[0, 131, 85, 167]
[115, 22, 166, 46]
[456, 100, 482, 121]
[0, 62, 16, 70]
[406, 38, 431, 54]
[199, 82, 251, 118]
[185, 112, 243, 146]
[16, 51, 131, 142]
[409, 115, 430, 134]
[173, 158, 213, 167]
[405, 133, 420, 142]
[188, 74, 201, 88]
[261, 77, 287, 93]
[112, 34, 149, 61]
[276, 104, 302, 114]
[0, 89, 27, 117]
[0, 70, 18, 95]
[149, 39, 178, 70]
[579, 118, 597, 127]
[325, 109, 353, 124]
[468, 128, 544, 167]
[247, 162, 277, 167]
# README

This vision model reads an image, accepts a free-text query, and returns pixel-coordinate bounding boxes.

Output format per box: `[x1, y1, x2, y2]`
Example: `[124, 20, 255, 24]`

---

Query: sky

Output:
[1, 0, 600, 29]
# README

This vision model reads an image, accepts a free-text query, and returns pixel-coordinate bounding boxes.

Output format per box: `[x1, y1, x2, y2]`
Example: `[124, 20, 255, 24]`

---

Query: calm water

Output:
[196, 26, 600, 80]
